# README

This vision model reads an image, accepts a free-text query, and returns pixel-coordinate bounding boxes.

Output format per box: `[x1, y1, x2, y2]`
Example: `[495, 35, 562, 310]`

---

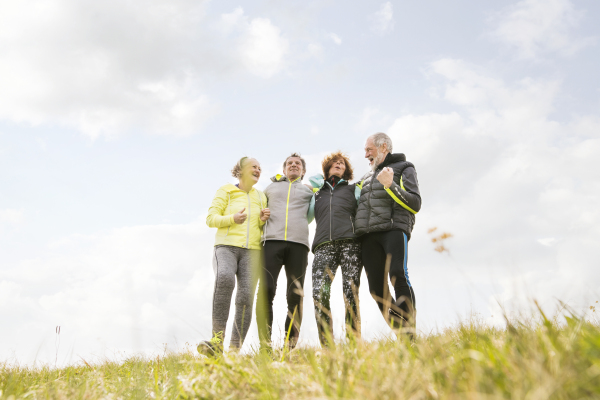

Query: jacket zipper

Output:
[245, 192, 251, 248]
[329, 188, 333, 241]
[284, 177, 299, 241]
[366, 171, 376, 233]
[284, 181, 291, 240]
[259, 191, 267, 245]
[226, 192, 231, 236]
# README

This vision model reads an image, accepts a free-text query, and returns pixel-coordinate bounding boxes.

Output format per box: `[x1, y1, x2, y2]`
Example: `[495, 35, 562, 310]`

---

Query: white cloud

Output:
[537, 238, 556, 246]
[307, 43, 324, 58]
[356, 107, 393, 133]
[0, 214, 395, 365]
[490, 0, 596, 59]
[370, 2, 394, 36]
[218, 8, 289, 79]
[0, 218, 216, 365]
[384, 58, 600, 323]
[0, 2, 290, 138]
[241, 18, 289, 78]
[0, 209, 24, 225]
[328, 33, 342, 45]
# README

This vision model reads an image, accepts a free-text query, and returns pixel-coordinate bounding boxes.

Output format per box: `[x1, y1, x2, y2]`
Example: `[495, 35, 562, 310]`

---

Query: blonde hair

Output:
[231, 157, 250, 178]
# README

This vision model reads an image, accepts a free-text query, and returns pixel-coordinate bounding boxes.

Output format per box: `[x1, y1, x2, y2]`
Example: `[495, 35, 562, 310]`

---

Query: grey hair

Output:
[231, 156, 250, 178]
[370, 132, 393, 153]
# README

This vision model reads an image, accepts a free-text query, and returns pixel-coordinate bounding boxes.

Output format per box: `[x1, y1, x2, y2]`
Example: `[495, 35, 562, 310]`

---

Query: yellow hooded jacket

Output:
[206, 184, 268, 250]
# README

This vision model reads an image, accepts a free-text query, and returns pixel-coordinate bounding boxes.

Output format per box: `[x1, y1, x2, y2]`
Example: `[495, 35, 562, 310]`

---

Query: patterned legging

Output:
[312, 239, 362, 346]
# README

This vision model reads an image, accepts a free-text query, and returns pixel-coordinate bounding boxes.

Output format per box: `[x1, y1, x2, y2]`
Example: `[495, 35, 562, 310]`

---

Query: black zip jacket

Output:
[354, 153, 421, 238]
[311, 178, 358, 253]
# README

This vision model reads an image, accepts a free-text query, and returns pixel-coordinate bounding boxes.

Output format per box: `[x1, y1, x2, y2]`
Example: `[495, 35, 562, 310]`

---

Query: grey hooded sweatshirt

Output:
[263, 174, 314, 249]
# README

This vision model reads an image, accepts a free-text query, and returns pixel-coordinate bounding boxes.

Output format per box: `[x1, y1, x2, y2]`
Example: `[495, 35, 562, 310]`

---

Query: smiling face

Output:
[328, 158, 346, 178]
[240, 158, 261, 185]
[284, 156, 304, 181]
[365, 137, 388, 171]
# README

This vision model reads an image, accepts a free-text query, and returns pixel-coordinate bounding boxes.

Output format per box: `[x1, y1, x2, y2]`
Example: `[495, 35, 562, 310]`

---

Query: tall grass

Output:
[2, 309, 599, 399]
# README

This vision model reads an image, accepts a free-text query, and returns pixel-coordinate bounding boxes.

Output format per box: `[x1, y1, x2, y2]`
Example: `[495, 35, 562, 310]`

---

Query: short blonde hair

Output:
[231, 157, 250, 178]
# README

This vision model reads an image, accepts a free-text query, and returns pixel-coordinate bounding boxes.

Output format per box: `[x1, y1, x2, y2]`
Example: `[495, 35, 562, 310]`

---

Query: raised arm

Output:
[206, 189, 235, 228]
[384, 167, 421, 214]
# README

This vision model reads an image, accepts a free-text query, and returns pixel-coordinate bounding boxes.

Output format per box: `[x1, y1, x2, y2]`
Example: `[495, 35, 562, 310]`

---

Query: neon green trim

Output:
[312, 187, 319, 193]
[385, 187, 417, 214]
[284, 177, 300, 240]
[400, 176, 405, 191]
[357, 180, 364, 190]
[276, 174, 283, 181]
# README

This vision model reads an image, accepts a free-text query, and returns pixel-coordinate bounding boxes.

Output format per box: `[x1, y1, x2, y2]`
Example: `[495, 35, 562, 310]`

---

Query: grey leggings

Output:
[212, 245, 260, 349]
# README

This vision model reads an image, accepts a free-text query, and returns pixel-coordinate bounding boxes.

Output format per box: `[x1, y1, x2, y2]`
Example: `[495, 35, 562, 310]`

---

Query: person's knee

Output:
[390, 273, 408, 287]
[235, 296, 254, 308]
[288, 289, 304, 304]
[217, 273, 236, 292]
[259, 278, 277, 298]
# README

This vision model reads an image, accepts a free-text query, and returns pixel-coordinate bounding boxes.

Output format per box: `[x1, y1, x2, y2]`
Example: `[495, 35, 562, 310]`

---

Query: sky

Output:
[1, 0, 599, 366]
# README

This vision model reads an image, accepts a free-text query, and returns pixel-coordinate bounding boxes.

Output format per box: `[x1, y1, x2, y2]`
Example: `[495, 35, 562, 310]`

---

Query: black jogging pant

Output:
[361, 230, 416, 326]
[256, 240, 308, 348]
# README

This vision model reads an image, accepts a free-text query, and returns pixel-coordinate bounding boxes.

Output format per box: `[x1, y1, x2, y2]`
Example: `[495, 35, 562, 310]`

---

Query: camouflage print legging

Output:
[312, 239, 362, 346]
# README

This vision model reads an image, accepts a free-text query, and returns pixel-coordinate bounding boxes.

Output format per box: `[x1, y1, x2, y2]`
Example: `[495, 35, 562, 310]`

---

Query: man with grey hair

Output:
[354, 132, 422, 337]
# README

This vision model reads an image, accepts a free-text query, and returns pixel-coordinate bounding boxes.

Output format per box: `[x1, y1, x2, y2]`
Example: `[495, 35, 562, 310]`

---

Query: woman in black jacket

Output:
[308, 152, 361, 346]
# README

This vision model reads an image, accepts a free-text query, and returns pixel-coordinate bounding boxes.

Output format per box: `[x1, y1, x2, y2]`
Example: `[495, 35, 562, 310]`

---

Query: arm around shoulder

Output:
[307, 195, 315, 224]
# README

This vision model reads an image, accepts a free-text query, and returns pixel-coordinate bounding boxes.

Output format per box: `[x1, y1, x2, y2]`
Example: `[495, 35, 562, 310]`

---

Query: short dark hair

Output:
[322, 151, 354, 181]
[282, 153, 307, 179]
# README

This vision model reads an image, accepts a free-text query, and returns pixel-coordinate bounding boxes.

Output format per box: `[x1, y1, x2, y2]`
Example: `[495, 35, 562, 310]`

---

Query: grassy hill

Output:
[2, 310, 599, 399]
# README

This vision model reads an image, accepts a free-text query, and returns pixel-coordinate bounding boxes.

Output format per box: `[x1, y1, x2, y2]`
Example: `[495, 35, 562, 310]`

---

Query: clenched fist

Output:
[260, 208, 271, 222]
[233, 207, 247, 224]
[376, 167, 394, 188]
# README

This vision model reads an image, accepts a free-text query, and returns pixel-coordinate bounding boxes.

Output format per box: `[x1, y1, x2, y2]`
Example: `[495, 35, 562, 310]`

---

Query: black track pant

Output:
[256, 240, 308, 347]
[361, 230, 416, 327]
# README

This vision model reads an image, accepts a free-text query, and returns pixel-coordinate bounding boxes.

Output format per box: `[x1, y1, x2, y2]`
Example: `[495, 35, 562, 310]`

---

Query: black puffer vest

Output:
[312, 180, 358, 252]
[354, 153, 416, 238]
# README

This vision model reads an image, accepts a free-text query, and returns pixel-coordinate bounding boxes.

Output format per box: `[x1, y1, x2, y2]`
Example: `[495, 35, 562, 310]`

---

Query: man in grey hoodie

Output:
[256, 153, 314, 349]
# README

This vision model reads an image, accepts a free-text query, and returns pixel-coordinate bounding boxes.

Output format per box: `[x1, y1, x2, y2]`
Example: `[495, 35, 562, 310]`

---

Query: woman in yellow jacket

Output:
[198, 157, 270, 356]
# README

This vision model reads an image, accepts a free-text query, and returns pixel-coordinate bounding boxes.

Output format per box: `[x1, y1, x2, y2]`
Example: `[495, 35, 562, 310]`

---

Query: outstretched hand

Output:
[376, 167, 394, 188]
[233, 208, 247, 224]
[260, 208, 270, 222]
